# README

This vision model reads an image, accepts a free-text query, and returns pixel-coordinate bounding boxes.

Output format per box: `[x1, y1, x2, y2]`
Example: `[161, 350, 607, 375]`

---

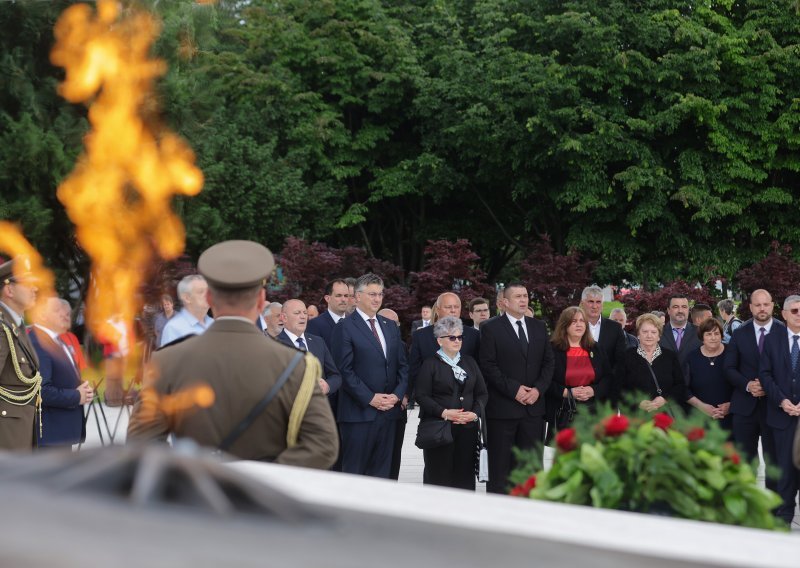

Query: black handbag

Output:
[555, 387, 577, 430]
[415, 370, 460, 450]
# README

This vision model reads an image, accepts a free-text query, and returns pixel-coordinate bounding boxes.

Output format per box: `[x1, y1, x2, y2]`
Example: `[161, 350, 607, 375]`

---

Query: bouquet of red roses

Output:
[508, 402, 784, 530]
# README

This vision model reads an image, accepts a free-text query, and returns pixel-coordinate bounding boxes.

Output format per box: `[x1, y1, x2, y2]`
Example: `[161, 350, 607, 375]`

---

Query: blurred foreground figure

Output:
[128, 241, 338, 468]
[0, 258, 41, 450]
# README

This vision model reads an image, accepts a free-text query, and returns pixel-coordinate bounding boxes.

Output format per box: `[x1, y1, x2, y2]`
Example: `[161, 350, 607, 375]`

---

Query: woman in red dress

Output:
[546, 306, 613, 438]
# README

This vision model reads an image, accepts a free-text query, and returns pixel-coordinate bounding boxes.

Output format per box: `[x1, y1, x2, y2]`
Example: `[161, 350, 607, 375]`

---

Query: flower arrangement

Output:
[508, 403, 784, 530]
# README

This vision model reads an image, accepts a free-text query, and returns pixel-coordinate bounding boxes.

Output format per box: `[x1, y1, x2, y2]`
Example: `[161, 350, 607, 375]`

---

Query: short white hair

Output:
[177, 275, 206, 301]
[783, 295, 800, 310]
[581, 286, 603, 301]
[263, 302, 282, 317]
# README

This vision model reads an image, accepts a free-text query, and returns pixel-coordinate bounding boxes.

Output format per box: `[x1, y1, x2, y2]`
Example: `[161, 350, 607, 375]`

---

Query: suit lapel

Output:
[500, 316, 527, 358]
[352, 315, 386, 359]
[662, 323, 678, 352]
[378, 317, 393, 361]
[35, 328, 79, 381]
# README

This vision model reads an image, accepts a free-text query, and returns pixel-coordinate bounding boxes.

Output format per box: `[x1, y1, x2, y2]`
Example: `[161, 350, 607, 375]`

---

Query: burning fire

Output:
[50, 0, 203, 348]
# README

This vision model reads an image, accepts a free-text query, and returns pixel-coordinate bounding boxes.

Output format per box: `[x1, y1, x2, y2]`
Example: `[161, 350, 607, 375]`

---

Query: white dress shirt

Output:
[505, 313, 528, 342]
[357, 308, 387, 356]
[588, 318, 602, 342]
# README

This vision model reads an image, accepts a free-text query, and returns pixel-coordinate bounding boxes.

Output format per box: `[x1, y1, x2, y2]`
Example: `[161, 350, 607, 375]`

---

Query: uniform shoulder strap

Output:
[217, 351, 304, 453]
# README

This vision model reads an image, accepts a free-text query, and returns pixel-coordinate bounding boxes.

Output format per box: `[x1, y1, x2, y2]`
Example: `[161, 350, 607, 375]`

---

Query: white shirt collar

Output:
[0, 301, 24, 327]
[356, 307, 378, 322]
[755, 319, 773, 334]
[33, 324, 60, 343]
[283, 328, 305, 345]
[588, 318, 602, 341]
[327, 308, 344, 324]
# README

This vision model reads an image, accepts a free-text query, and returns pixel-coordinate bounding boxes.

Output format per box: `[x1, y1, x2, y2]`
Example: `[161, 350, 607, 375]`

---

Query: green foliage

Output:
[3, 0, 800, 289]
[510, 401, 785, 530]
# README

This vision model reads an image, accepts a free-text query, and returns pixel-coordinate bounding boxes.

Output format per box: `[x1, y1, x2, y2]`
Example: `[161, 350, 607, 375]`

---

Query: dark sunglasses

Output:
[439, 335, 463, 342]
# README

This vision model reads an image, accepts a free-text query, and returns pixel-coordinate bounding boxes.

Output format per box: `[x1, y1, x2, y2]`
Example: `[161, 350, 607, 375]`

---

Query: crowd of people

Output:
[1, 243, 799, 524]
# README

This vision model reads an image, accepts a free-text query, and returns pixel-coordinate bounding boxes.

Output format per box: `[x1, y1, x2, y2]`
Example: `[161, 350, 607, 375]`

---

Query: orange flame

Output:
[50, 0, 203, 347]
[0, 222, 56, 319]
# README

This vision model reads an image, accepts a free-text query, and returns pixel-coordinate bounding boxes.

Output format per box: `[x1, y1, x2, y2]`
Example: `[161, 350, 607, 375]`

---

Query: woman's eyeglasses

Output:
[439, 335, 463, 342]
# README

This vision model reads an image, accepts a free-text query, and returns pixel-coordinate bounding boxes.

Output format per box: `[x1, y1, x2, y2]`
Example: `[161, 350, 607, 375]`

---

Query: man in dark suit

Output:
[331, 273, 408, 478]
[723, 289, 781, 487]
[410, 306, 432, 334]
[30, 297, 92, 447]
[479, 283, 554, 494]
[580, 286, 628, 402]
[759, 294, 800, 524]
[659, 295, 701, 378]
[306, 279, 350, 347]
[276, 299, 341, 411]
[407, 292, 480, 407]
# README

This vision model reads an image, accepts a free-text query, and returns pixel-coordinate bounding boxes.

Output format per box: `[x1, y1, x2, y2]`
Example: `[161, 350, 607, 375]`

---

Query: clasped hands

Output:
[77, 381, 94, 405]
[699, 401, 730, 420]
[565, 386, 594, 402]
[442, 408, 478, 424]
[515, 386, 540, 405]
[747, 379, 765, 398]
[370, 393, 399, 411]
[780, 399, 800, 416]
[639, 396, 667, 413]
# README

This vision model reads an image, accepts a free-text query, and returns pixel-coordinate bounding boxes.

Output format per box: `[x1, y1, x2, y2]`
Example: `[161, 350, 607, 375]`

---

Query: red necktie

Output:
[368, 318, 383, 351]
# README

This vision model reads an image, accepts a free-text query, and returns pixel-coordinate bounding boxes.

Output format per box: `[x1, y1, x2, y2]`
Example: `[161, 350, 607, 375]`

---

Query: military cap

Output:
[198, 240, 274, 290]
[0, 256, 35, 287]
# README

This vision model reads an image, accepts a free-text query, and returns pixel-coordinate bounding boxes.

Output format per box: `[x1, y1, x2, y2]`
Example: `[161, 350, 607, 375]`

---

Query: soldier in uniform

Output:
[128, 240, 339, 469]
[0, 257, 42, 450]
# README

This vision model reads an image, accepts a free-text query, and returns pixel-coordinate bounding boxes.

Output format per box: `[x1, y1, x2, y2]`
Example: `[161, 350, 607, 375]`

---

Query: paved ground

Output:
[82, 401, 798, 529]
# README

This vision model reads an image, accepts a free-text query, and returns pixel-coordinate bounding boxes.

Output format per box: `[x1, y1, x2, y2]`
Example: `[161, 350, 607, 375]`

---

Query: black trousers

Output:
[423, 422, 479, 490]
[772, 418, 800, 523]
[389, 411, 406, 480]
[486, 415, 544, 494]
[339, 413, 396, 479]
[731, 399, 778, 491]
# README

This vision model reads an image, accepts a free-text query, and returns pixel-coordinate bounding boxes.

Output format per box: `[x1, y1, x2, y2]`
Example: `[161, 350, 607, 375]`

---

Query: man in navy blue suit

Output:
[724, 289, 781, 490]
[276, 299, 341, 414]
[307, 279, 350, 347]
[759, 294, 800, 524]
[331, 273, 408, 478]
[30, 297, 92, 447]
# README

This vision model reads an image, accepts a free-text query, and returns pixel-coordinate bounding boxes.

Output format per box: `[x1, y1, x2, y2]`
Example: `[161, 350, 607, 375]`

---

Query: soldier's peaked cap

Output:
[0, 256, 35, 286]
[198, 240, 274, 290]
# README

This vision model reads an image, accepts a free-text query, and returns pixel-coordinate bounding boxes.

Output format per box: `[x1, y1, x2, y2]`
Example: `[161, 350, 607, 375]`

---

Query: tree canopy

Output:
[2, 0, 800, 295]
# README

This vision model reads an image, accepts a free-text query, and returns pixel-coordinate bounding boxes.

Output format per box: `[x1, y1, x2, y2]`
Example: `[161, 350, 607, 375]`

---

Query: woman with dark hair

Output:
[685, 318, 732, 430]
[415, 316, 488, 490]
[546, 306, 612, 435]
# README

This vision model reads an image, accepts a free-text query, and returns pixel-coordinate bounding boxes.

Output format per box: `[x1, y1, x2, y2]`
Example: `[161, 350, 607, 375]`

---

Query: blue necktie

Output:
[296, 337, 306, 351]
[791, 335, 799, 372]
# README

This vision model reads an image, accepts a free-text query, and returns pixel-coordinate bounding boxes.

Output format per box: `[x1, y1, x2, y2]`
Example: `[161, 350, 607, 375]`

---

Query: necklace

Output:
[701, 346, 723, 365]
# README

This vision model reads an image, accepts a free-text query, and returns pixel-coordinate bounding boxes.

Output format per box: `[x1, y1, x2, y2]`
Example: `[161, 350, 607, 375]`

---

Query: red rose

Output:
[687, 427, 705, 441]
[522, 475, 537, 493]
[653, 412, 673, 430]
[509, 484, 525, 497]
[603, 414, 630, 436]
[555, 428, 577, 452]
[730, 452, 741, 465]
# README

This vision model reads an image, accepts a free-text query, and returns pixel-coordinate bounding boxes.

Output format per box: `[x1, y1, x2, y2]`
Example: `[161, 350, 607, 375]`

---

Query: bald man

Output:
[406, 292, 480, 407]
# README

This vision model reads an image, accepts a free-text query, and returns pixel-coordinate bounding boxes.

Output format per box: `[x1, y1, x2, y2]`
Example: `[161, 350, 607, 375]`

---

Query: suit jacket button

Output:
[1, 411, 6, 416]
[20, 358, 25, 363]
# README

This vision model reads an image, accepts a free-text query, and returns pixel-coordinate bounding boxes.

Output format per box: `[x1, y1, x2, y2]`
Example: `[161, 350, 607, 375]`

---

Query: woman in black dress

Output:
[415, 316, 488, 490]
[685, 318, 733, 430]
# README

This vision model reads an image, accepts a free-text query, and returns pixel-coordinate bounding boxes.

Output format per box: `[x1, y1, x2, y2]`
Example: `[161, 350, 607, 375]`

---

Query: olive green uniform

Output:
[128, 318, 339, 469]
[0, 304, 40, 450]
